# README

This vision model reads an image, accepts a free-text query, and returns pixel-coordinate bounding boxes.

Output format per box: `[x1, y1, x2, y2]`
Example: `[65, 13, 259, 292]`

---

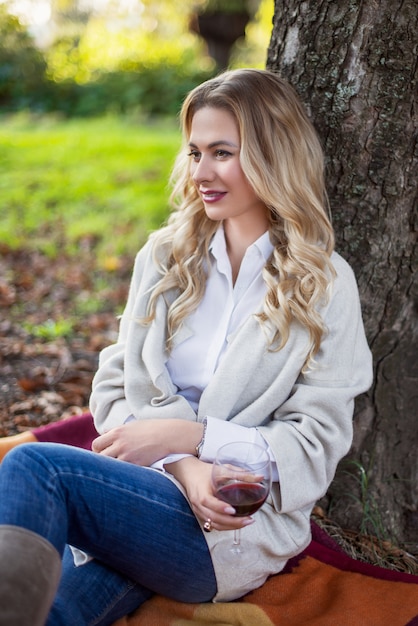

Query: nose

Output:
[191, 155, 214, 184]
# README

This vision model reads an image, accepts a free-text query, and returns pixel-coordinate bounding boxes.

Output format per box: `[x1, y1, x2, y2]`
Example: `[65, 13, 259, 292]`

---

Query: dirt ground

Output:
[0, 244, 132, 436]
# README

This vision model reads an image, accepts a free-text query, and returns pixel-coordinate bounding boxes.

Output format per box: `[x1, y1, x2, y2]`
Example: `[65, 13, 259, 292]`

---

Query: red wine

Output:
[216, 482, 268, 516]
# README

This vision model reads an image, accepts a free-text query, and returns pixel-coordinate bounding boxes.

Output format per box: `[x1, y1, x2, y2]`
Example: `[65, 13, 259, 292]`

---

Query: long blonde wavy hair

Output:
[145, 68, 335, 368]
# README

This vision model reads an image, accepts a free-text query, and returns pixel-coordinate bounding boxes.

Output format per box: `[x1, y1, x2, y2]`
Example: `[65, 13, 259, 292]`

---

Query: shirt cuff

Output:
[199, 417, 279, 482]
[150, 454, 194, 472]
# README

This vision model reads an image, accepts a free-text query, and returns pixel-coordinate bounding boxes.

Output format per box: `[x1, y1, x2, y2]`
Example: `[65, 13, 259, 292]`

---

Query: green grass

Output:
[0, 113, 181, 259]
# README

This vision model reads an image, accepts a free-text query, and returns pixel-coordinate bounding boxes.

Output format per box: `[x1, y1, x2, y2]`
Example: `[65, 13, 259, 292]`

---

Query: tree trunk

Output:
[267, 0, 417, 551]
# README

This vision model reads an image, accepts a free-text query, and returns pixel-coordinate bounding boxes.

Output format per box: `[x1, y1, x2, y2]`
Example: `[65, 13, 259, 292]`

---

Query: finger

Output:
[200, 510, 254, 532]
[197, 494, 234, 516]
[91, 431, 115, 453]
[195, 500, 253, 531]
[98, 445, 118, 458]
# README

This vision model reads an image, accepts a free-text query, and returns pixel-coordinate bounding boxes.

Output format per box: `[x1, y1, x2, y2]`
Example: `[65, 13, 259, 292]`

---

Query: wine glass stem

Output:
[233, 529, 241, 547]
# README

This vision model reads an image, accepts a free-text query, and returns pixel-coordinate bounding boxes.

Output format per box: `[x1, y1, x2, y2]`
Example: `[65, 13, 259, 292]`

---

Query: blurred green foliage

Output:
[0, 4, 48, 109]
[0, 0, 272, 116]
[38, 62, 214, 117]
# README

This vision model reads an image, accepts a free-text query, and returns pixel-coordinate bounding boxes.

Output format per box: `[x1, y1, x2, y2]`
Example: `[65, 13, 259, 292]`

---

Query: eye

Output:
[215, 149, 232, 159]
[187, 150, 201, 162]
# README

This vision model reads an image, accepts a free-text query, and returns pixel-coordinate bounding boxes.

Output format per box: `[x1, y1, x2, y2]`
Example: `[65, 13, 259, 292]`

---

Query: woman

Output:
[0, 68, 372, 626]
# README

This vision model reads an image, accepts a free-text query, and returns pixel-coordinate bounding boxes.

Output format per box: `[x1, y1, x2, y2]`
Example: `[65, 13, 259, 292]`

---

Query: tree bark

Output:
[267, 0, 417, 550]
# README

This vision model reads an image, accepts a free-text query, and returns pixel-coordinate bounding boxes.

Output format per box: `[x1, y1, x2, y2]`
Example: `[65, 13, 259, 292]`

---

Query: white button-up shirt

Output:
[154, 225, 279, 478]
[166, 225, 274, 409]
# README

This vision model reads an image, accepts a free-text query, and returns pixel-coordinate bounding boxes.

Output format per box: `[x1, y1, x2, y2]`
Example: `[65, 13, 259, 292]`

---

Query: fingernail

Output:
[224, 506, 236, 514]
[242, 518, 254, 526]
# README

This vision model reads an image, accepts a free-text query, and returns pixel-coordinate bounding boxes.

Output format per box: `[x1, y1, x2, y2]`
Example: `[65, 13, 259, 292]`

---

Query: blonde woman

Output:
[0, 69, 372, 626]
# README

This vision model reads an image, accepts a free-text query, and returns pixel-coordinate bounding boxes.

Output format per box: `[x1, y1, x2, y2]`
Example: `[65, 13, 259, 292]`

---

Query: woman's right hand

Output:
[165, 456, 255, 532]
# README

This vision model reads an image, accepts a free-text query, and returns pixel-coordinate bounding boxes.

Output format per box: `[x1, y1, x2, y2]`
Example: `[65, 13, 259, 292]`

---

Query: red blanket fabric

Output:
[33, 412, 98, 449]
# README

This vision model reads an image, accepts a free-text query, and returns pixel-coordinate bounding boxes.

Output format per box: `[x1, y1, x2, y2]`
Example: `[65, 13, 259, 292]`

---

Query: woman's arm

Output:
[89, 248, 145, 430]
[90, 242, 197, 432]
[258, 255, 373, 514]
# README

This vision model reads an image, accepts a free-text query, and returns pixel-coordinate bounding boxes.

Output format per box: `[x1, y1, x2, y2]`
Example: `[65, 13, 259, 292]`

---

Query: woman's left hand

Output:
[92, 420, 173, 466]
[91, 418, 202, 467]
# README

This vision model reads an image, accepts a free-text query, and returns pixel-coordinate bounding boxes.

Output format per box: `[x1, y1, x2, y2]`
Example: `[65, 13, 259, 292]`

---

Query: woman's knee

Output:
[1, 442, 44, 473]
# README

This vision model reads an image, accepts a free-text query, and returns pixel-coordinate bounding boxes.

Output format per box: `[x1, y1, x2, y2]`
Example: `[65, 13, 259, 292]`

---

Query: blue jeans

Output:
[0, 443, 217, 625]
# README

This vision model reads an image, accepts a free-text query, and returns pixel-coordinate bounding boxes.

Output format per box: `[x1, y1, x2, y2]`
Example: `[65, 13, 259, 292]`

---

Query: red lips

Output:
[200, 189, 227, 203]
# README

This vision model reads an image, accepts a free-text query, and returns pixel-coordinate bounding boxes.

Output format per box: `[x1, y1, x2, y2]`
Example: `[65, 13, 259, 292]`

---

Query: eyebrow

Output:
[188, 140, 239, 149]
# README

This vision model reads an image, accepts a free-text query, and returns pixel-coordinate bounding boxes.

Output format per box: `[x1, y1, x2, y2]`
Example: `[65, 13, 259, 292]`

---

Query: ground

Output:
[1, 244, 417, 575]
[0, 244, 132, 436]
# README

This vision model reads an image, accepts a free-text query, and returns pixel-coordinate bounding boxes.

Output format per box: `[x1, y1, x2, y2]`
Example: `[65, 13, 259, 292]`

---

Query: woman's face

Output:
[188, 107, 268, 233]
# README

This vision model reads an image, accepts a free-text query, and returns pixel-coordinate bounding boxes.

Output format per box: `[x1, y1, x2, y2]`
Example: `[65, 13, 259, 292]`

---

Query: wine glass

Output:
[211, 441, 271, 565]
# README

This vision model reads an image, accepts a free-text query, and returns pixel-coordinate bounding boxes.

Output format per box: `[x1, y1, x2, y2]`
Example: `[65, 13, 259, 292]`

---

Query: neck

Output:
[223, 217, 269, 284]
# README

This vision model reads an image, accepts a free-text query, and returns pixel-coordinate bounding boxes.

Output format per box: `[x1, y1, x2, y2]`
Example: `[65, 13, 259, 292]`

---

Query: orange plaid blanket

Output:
[113, 523, 418, 626]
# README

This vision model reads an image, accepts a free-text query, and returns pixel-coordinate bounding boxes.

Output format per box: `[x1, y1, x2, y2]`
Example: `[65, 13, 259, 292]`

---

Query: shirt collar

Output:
[209, 224, 274, 263]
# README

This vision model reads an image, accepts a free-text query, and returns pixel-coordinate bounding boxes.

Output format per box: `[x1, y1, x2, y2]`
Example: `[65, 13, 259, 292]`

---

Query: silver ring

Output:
[203, 518, 213, 532]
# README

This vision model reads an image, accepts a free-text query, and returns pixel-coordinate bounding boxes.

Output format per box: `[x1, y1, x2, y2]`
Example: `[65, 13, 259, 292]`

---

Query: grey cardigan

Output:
[90, 239, 373, 602]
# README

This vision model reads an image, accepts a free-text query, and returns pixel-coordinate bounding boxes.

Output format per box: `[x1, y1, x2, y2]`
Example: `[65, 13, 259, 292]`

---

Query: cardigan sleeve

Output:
[257, 254, 373, 514]
[89, 240, 198, 433]
[89, 242, 162, 432]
